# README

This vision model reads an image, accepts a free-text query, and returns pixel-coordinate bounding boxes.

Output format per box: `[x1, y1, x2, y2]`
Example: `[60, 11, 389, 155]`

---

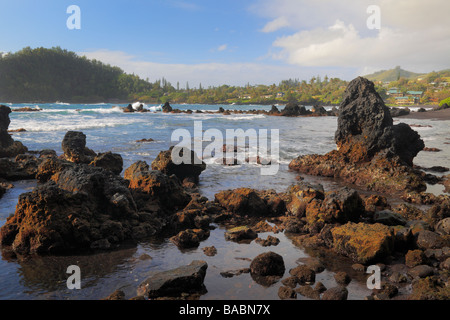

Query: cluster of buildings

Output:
[386, 88, 424, 105]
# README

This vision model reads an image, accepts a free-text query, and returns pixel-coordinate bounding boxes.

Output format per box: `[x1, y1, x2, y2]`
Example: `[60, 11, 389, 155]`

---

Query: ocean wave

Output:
[9, 115, 148, 132]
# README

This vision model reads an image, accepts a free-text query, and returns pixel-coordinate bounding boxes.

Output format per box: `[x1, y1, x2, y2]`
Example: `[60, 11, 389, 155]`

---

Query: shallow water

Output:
[0, 103, 448, 300]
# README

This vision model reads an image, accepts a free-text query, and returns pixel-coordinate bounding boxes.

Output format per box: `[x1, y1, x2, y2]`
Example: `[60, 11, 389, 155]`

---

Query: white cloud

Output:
[217, 44, 228, 52]
[79, 49, 322, 87]
[261, 16, 289, 33]
[252, 0, 450, 73]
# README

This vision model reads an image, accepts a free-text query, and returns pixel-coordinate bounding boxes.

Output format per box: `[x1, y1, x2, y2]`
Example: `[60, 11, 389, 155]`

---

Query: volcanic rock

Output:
[137, 260, 208, 298]
[331, 222, 395, 264]
[61, 131, 97, 164]
[289, 77, 426, 193]
[151, 146, 206, 185]
[0, 105, 28, 158]
[250, 252, 285, 277]
[124, 160, 191, 211]
[89, 151, 123, 175]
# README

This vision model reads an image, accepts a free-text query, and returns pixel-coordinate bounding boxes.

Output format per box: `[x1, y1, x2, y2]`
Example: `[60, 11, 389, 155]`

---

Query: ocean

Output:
[0, 102, 448, 300]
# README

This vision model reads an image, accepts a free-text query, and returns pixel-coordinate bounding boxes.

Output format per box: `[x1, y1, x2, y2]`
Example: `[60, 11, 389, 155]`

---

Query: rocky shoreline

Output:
[0, 77, 449, 300]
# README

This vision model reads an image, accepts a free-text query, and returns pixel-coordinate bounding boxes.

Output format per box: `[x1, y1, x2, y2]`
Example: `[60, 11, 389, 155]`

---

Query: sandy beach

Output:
[399, 107, 450, 120]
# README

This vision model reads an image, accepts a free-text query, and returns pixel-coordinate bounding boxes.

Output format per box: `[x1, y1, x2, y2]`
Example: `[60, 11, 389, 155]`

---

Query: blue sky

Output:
[1, 0, 449, 87]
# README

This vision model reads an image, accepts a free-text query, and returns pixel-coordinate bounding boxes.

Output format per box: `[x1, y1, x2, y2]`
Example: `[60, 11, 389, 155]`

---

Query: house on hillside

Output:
[387, 88, 403, 98]
[276, 92, 285, 98]
[406, 91, 423, 104]
[395, 96, 414, 105]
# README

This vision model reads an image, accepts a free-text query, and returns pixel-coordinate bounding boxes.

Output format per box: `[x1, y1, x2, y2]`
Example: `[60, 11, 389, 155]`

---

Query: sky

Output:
[1, 0, 449, 87]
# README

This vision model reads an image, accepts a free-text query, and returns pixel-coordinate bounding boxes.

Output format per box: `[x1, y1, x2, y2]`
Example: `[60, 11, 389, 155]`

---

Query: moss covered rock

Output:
[331, 222, 395, 264]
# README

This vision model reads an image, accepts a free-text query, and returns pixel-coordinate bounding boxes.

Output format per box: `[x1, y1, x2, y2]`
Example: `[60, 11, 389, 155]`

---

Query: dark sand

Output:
[399, 107, 450, 120]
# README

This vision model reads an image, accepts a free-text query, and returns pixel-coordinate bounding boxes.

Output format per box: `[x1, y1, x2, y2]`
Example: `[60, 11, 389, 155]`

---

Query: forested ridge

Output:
[0, 47, 151, 102]
[0, 47, 448, 105]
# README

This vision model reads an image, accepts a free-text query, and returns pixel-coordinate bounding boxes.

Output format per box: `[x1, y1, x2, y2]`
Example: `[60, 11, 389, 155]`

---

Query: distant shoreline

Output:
[399, 107, 450, 120]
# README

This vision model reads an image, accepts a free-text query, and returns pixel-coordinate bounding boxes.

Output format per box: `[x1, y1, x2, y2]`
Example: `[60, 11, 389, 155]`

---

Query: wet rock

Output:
[202, 246, 217, 256]
[301, 257, 325, 273]
[352, 264, 366, 272]
[89, 152, 123, 175]
[253, 220, 278, 233]
[281, 276, 298, 288]
[162, 102, 173, 113]
[170, 229, 209, 249]
[255, 235, 280, 247]
[363, 194, 390, 213]
[311, 105, 327, 115]
[250, 252, 285, 277]
[405, 250, 427, 268]
[392, 204, 425, 221]
[224, 226, 257, 242]
[436, 218, 450, 236]
[441, 257, 450, 270]
[331, 222, 395, 264]
[39, 149, 57, 159]
[0, 157, 39, 181]
[314, 282, 327, 293]
[317, 187, 364, 224]
[281, 103, 310, 117]
[389, 272, 408, 283]
[296, 285, 321, 299]
[335, 78, 423, 165]
[268, 105, 280, 115]
[286, 182, 324, 217]
[215, 188, 270, 217]
[257, 190, 286, 216]
[282, 217, 306, 234]
[103, 290, 126, 300]
[426, 199, 450, 227]
[278, 286, 297, 299]
[220, 268, 250, 278]
[422, 147, 441, 152]
[410, 276, 450, 300]
[321, 286, 348, 300]
[35, 157, 74, 182]
[0, 105, 28, 158]
[289, 265, 315, 284]
[408, 265, 435, 279]
[137, 260, 208, 298]
[136, 138, 155, 143]
[334, 271, 351, 285]
[170, 208, 210, 232]
[390, 107, 410, 117]
[417, 230, 446, 249]
[373, 210, 407, 226]
[0, 165, 160, 255]
[372, 283, 399, 300]
[391, 226, 414, 252]
[151, 146, 206, 185]
[123, 104, 134, 113]
[289, 78, 426, 193]
[61, 131, 96, 164]
[124, 161, 191, 210]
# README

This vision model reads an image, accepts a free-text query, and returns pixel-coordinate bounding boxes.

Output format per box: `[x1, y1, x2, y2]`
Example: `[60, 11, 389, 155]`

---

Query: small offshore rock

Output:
[278, 286, 297, 300]
[321, 286, 348, 300]
[334, 271, 351, 285]
[250, 252, 285, 277]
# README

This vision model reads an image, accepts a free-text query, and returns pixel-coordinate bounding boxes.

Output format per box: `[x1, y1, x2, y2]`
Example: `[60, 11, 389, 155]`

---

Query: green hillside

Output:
[0, 47, 152, 102]
[364, 66, 425, 82]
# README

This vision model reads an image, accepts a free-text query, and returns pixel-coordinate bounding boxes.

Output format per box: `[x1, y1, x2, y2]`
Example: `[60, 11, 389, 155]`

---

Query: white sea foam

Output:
[9, 114, 148, 132]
